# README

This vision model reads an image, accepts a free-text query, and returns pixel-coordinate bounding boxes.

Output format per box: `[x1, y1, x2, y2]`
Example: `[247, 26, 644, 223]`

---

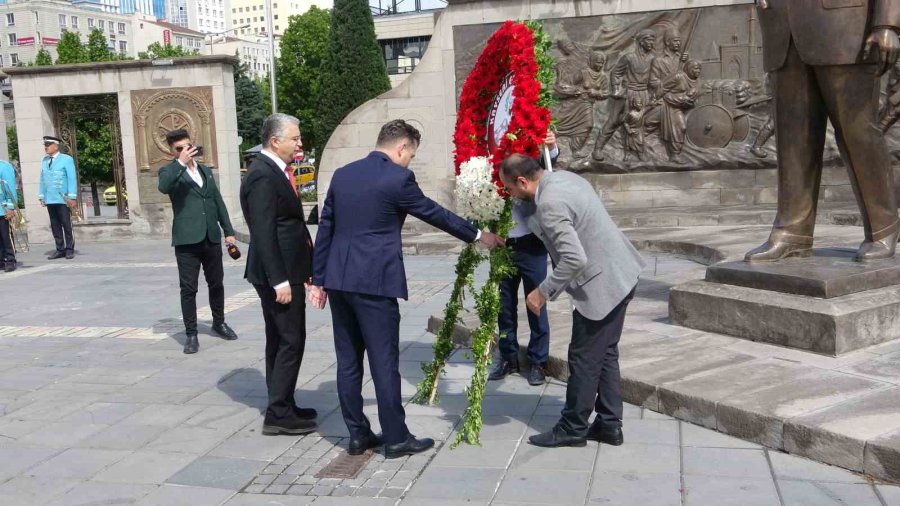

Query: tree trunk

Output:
[91, 182, 101, 217]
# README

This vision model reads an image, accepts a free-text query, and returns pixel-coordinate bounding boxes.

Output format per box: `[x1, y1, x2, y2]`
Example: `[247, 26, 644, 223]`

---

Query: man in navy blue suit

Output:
[309, 120, 504, 458]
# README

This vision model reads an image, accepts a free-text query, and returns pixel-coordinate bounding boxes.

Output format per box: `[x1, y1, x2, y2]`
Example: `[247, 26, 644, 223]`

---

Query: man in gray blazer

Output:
[499, 154, 645, 448]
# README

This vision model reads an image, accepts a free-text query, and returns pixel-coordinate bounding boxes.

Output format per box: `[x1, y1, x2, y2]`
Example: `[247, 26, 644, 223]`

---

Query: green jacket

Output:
[158, 159, 235, 247]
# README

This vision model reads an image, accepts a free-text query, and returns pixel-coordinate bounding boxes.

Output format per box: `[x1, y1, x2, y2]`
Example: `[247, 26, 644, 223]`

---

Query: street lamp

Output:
[264, 0, 278, 113]
[207, 24, 252, 55]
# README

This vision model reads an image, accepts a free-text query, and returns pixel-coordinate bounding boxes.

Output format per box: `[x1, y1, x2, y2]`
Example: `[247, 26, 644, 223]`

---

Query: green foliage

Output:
[87, 28, 114, 62]
[137, 42, 199, 60]
[234, 62, 268, 152]
[56, 31, 88, 64]
[34, 48, 53, 66]
[277, 6, 330, 155]
[73, 118, 113, 185]
[317, 0, 390, 152]
[300, 189, 317, 202]
[256, 75, 272, 115]
[6, 126, 17, 164]
[526, 20, 557, 111]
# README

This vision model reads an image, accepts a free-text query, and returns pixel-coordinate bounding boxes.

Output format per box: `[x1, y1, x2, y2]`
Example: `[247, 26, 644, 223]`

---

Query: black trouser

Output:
[498, 233, 550, 365]
[254, 283, 306, 422]
[47, 203, 74, 253]
[329, 290, 409, 445]
[0, 217, 14, 262]
[559, 287, 635, 436]
[175, 239, 224, 334]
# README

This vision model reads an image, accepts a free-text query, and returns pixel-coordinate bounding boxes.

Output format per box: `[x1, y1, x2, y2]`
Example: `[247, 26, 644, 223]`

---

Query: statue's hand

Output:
[864, 27, 900, 77]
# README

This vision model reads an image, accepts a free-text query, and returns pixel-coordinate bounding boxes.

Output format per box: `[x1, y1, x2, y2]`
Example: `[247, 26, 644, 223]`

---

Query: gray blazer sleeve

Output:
[536, 200, 588, 300]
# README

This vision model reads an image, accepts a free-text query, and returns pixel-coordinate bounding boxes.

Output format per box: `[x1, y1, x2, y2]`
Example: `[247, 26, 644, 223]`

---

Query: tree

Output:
[234, 62, 268, 152]
[73, 118, 113, 216]
[87, 28, 114, 62]
[317, 0, 390, 155]
[138, 42, 199, 60]
[55, 31, 88, 64]
[34, 48, 53, 66]
[278, 6, 330, 155]
[6, 126, 17, 165]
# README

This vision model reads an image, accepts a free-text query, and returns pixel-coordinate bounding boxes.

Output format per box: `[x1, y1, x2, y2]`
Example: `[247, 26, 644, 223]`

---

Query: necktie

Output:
[48, 156, 53, 168]
[284, 167, 298, 197]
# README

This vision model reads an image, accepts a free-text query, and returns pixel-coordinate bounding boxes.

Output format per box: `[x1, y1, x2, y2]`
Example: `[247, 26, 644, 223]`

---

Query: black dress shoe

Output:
[65, 250, 74, 260]
[384, 434, 434, 459]
[293, 406, 317, 420]
[488, 357, 519, 381]
[3, 261, 14, 272]
[527, 365, 546, 386]
[262, 417, 317, 436]
[348, 432, 383, 456]
[528, 425, 587, 448]
[212, 322, 238, 340]
[586, 422, 624, 446]
[183, 333, 199, 354]
[48, 251, 65, 260]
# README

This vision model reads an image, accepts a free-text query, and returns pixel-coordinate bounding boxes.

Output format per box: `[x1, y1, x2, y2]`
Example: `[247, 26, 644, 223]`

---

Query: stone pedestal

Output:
[669, 248, 900, 356]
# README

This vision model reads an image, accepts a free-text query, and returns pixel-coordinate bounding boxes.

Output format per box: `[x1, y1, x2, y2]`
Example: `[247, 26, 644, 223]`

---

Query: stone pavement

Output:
[0, 237, 897, 505]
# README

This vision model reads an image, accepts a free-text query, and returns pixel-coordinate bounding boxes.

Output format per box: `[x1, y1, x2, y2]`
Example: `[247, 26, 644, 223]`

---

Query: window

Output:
[176, 35, 183, 45]
[273, 14, 278, 19]
[99, 20, 105, 30]
[117, 22, 125, 34]
[58, 14, 67, 27]
[274, 25, 278, 31]
[108, 22, 114, 34]
[10, 53, 17, 66]
[7, 34, 15, 46]
[88, 18, 94, 28]
[380, 36, 431, 75]
[5, 13, 13, 27]
[119, 40, 127, 53]
[274, 3, 278, 7]
[71, 16, 78, 28]
[252, 5, 256, 10]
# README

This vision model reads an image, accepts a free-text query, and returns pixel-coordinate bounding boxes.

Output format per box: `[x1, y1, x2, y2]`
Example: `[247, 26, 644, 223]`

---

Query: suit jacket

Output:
[158, 159, 234, 247]
[38, 153, 77, 205]
[757, 0, 900, 71]
[313, 151, 478, 300]
[529, 170, 646, 321]
[240, 153, 313, 287]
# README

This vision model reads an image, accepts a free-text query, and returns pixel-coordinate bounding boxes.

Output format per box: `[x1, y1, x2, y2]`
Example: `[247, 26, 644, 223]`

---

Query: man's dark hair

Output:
[376, 119, 421, 147]
[165, 129, 190, 147]
[500, 153, 543, 181]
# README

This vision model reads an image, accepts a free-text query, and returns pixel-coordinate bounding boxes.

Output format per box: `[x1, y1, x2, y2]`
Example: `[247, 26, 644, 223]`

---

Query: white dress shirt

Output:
[176, 158, 204, 188]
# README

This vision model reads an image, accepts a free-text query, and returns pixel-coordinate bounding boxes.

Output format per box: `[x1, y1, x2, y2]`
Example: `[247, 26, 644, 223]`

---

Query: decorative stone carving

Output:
[130, 87, 217, 172]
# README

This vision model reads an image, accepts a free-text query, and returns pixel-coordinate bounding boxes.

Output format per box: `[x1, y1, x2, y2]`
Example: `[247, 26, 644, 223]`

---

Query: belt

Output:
[506, 233, 541, 248]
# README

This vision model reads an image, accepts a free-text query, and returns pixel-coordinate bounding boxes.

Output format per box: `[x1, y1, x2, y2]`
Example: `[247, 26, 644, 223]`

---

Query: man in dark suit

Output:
[309, 120, 504, 458]
[747, 0, 900, 261]
[240, 113, 317, 436]
[158, 129, 238, 355]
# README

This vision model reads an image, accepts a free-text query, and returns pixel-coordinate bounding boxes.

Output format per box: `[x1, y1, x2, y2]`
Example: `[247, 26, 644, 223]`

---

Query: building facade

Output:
[0, 0, 135, 66]
[229, 0, 325, 39]
[373, 9, 438, 87]
[207, 34, 268, 78]
[70, 0, 121, 14]
[167, 0, 231, 34]
[133, 14, 205, 55]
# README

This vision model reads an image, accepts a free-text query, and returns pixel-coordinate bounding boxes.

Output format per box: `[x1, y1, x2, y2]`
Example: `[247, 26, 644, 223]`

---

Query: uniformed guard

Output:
[0, 159, 17, 272]
[38, 135, 77, 260]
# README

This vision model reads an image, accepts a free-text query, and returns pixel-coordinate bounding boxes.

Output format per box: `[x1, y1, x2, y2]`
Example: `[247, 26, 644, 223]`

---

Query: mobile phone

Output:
[194, 145, 204, 157]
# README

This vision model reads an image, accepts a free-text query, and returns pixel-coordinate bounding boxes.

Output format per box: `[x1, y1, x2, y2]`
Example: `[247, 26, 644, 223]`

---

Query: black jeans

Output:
[559, 287, 635, 436]
[174, 239, 225, 334]
[47, 203, 74, 253]
[0, 217, 14, 262]
[254, 283, 307, 422]
[498, 233, 550, 365]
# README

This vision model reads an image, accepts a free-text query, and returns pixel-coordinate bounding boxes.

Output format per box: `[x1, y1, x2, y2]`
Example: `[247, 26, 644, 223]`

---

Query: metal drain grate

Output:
[314, 450, 375, 479]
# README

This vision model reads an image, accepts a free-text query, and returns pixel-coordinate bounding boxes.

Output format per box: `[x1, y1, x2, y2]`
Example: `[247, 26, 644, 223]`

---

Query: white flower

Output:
[455, 156, 505, 222]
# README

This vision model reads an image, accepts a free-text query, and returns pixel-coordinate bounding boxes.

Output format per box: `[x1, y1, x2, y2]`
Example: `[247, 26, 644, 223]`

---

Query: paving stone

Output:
[717, 370, 887, 449]
[594, 443, 680, 475]
[286, 484, 313, 496]
[310, 485, 335, 496]
[135, 484, 235, 505]
[431, 439, 518, 468]
[0, 476, 81, 504]
[769, 451, 868, 484]
[405, 466, 504, 501]
[91, 450, 197, 484]
[682, 447, 772, 479]
[352, 486, 380, 497]
[588, 471, 682, 506]
[265, 484, 289, 494]
[76, 423, 167, 450]
[42, 482, 155, 506]
[682, 475, 780, 506]
[784, 387, 900, 472]
[223, 493, 316, 505]
[621, 418, 680, 446]
[27, 448, 130, 479]
[659, 358, 812, 429]
[511, 441, 597, 471]
[166, 456, 267, 490]
[0, 446, 60, 480]
[494, 468, 591, 505]
[778, 481, 883, 505]
[242, 484, 266, 494]
[680, 422, 761, 449]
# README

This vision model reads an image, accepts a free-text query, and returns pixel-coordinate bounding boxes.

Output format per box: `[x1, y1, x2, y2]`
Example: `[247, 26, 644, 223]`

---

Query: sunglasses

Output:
[174, 145, 190, 153]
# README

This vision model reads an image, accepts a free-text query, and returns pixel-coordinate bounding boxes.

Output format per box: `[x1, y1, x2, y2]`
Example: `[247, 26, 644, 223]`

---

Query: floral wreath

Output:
[453, 20, 555, 197]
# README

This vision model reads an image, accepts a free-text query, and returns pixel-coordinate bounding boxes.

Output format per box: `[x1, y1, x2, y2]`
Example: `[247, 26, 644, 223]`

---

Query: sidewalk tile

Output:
[683, 475, 779, 506]
[136, 484, 234, 505]
[494, 468, 590, 505]
[166, 456, 267, 490]
[92, 450, 197, 484]
[682, 447, 772, 479]
[405, 466, 503, 501]
[588, 471, 681, 506]
[778, 481, 881, 506]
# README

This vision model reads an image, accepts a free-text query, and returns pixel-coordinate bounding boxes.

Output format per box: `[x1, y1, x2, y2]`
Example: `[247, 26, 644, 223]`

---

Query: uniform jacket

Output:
[0, 161, 17, 210]
[38, 153, 76, 205]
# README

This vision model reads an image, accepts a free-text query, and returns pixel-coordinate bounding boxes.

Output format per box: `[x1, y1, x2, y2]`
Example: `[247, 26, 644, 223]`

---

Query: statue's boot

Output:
[744, 231, 813, 262]
[592, 144, 606, 161]
[856, 222, 900, 261]
[749, 144, 768, 158]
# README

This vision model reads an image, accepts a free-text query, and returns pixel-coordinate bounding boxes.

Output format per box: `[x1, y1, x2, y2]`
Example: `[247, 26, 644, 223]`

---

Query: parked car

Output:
[103, 185, 127, 205]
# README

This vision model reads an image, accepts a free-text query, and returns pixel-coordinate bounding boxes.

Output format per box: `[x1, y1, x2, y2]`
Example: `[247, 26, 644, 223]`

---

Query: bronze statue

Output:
[582, 49, 610, 101]
[879, 61, 900, 133]
[623, 97, 646, 161]
[593, 29, 656, 161]
[746, 0, 900, 262]
[649, 28, 688, 100]
[553, 40, 595, 155]
[656, 59, 702, 163]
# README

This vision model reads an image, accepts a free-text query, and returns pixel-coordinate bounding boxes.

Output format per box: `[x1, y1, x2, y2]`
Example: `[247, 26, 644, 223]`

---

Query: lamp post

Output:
[264, 0, 278, 113]
[207, 24, 251, 55]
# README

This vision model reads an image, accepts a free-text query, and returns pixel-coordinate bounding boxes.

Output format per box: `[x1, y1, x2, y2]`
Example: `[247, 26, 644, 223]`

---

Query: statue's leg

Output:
[746, 42, 825, 261]
[750, 117, 775, 158]
[593, 99, 625, 160]
[816, 63, 900, 260]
